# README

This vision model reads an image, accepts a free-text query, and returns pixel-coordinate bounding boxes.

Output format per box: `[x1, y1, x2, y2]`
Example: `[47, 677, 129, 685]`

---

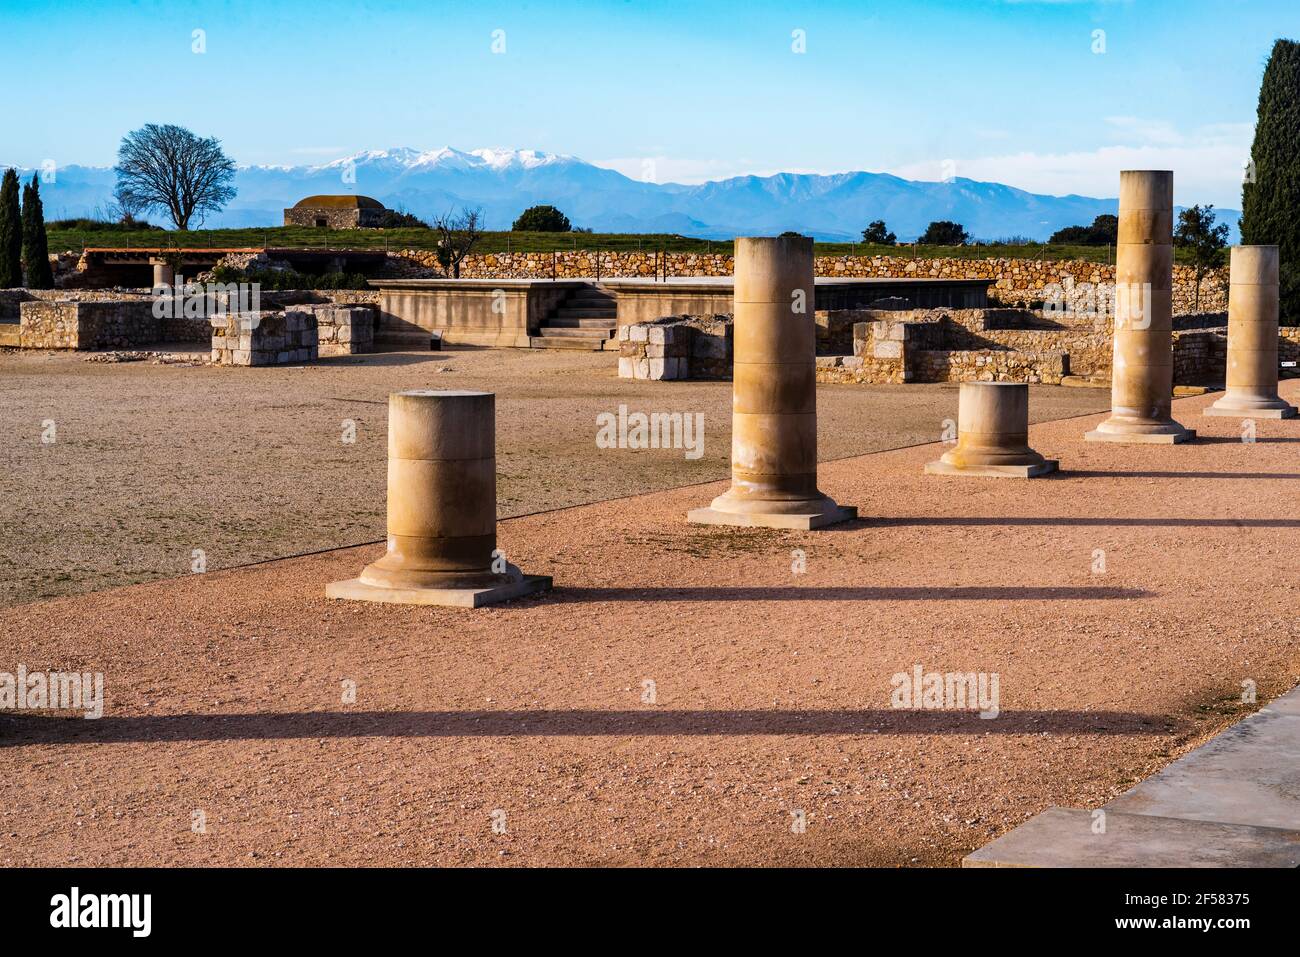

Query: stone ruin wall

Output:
[392, 250, 1229, 316]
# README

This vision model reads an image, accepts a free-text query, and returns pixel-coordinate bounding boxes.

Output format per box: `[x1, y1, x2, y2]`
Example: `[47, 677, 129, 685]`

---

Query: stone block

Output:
[618, 356, 634, 378]
[874, 340, 903, 359]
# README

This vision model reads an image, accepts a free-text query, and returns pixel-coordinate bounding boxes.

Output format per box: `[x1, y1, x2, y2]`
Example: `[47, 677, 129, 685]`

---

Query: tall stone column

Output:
[327, 389, 551, 607]
[687, 236, 855, 529]
[1085, 170, 1195, 444]
[1205, 245, 1296, 419]
[925, 382, 1057, 477]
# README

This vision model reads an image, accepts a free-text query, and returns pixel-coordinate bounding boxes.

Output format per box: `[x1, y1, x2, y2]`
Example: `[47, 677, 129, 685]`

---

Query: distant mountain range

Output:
[9, 146, 1241, 243]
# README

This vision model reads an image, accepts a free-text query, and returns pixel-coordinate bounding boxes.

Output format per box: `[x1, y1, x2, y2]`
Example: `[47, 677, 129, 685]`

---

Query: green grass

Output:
[43, 225, 1207, 265]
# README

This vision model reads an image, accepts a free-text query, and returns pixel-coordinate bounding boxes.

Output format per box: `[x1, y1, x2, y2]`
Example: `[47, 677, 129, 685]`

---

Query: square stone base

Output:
[1084, 428, 1196, 444]
[325, 575, 552, 608]
[1203, 405, 1297, 419]
[924, 459, 1058, 479]
[686, 505, 858, 530]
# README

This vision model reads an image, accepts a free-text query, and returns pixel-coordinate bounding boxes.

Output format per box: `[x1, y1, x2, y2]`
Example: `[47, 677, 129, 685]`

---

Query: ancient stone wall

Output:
[18, 300, 162, 350]
[305, 304, 376, 356]
[210, 311, 318, 366]
[617, 316, 731, 380]
[396, 251, 1228, 315]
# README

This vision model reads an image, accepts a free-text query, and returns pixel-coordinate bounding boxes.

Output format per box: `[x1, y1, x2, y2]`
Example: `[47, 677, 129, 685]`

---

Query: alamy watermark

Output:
[152, 274, 261, 324]
[1042, 279, 1152, 330]
[890, 664, 999, 719]
[1, 665, 103, 719]
[596, 404, 704, 459]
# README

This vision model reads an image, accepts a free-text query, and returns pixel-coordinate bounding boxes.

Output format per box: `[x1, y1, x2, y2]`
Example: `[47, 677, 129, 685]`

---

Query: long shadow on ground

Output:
[1, 708, 1178, 746]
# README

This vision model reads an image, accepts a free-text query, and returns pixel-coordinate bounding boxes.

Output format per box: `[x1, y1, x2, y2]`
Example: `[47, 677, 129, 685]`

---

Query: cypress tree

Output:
[0, 169, 21, 288]
[1241, 38, 1300, 323]
[21, 175, 54, 289]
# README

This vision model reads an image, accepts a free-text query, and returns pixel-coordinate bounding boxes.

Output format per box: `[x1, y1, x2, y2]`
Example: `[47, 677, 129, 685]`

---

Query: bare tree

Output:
[432, 207, 484, 278]
[114, 124, 236, 230]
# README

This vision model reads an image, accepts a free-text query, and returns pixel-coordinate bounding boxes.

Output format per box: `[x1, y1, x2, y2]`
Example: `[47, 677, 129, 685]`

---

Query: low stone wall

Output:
[210, 311, 318, 366]
[1171, 330, 1227, 384]
[617, 316, 732, 380]
[407, 251, 1227, 315]
[18, 299, 162, 350]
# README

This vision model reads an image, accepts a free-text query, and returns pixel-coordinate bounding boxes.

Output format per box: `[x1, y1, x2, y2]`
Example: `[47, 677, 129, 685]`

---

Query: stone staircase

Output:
[530, 286, 618, 350]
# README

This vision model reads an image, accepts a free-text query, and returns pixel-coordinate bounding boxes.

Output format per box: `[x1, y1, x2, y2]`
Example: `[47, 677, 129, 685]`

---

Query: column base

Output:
[1084, 428, 1196, 444]
[686, 504, 858, 530]
[1204, 404, 1297, 419]
[924, 459, 1058, 479]
[326, 573, 551, 608]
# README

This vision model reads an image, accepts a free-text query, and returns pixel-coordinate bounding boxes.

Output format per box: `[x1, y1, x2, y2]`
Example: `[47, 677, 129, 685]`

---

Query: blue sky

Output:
[0, 0, 1295, 206]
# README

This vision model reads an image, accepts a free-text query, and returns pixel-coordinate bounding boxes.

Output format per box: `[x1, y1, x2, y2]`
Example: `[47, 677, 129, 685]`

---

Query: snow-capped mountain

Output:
[7, 147, 1241, 242]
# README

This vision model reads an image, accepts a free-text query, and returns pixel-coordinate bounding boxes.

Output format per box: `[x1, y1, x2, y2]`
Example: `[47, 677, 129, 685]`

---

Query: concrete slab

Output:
[1105, 707, 1300, 831]
[1084, 428, 1197, 444]
[685, 505, 858, 530]
[1203, 406, 1297, 419]
[963, 807, 1300, 868]
[923, 459, 1059, 479]
[1263, 686, 1300, 717]
[325, 574, 552, 608]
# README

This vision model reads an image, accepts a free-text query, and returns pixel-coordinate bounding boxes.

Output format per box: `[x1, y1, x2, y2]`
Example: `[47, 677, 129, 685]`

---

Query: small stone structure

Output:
[617, 316, 731, 380]
[1206, 245, 1297, 419]
[326, 390, 552, 607]
[925, 382, 1058, 478]
[1086, 170, 1195, 444]
[687, 236, 856, 530]
[284, 195, 386, 229]
[298, 304, 375, 356]
[209, 310, 318, 366]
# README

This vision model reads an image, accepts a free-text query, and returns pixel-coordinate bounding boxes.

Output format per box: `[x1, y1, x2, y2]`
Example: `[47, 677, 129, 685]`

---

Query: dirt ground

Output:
[1, 384, 1297, 867]
[0, 346, 1110, 608]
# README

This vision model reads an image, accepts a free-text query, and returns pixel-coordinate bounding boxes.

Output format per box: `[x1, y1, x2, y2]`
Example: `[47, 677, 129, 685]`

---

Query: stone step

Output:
[536, 326, 614, 339]
[554, 307, 618, 319]
[528, 335, 609, 351]
[0, 323, 20, 347]
[545, 317, 619, 329]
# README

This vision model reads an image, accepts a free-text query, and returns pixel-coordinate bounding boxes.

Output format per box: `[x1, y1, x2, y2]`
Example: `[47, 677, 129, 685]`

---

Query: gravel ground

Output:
[0, 346, 1110, 608]
[1, 385, 1297, 867]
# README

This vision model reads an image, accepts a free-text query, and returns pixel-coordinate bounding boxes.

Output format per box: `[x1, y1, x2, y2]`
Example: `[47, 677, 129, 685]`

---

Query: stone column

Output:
[327, 389, 551, 607]
[687, 236, 855, 529]
[1205, 245, 1296, 419]
[1085, 170, 1195, 444]
[151, 260, 174, 289]
[925, 382, 1057, 477]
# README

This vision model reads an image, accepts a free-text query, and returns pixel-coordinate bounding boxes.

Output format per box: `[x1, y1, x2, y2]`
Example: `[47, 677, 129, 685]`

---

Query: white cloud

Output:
[591, 154, 829, 185]
[889, 122, 1254, 209]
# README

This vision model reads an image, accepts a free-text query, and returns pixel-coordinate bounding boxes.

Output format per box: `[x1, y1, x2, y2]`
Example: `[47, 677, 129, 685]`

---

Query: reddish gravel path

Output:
[2, 386, 1298, 866]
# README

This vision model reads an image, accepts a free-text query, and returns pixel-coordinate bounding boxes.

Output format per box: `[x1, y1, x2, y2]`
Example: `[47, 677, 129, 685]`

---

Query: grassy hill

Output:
[41, 225, 1146, 264]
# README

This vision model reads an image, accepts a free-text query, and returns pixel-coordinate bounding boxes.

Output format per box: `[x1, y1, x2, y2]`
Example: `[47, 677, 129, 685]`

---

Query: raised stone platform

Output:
[924, 459, 1058, 479]
[325, 573, 552, 608]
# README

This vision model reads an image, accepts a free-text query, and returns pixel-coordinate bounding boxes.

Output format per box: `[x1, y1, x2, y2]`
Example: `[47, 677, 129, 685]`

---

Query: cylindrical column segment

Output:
[1085, 170, 1195, 444]
[327, 389, 551, 606]
[1206, 245, 1296, 418]
[926, 382, 1057, 478]
[688, 236, 855, 529]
